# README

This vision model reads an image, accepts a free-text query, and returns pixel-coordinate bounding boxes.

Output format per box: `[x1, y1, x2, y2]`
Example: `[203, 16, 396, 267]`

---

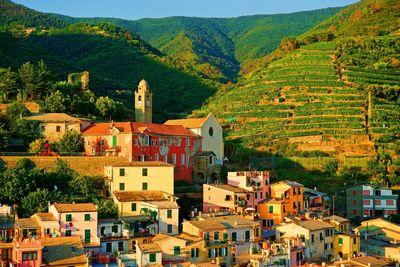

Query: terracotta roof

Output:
[82, 121, 199, 137]
[138, 242, 162, 253]
[106, 161, 173, 167]
[349, 256, 387, 267]
[15, 218, 40, 228]
[295, 220, 334, 231]
[323, 215, 349, 223]
[207, 215, 260, 229]
[206, 184, 250, 193]
[34, 213, 57, 221]
[82, 122, 132, 135]
[42, 236, 87, 266]
[23, 113, 84, 123]
[131, 122, 198, 137]
[186, 220, 226, 231]
[53, 203, 97, 213]
[113, 191, 168, 202]
[164, 117, 208, 129]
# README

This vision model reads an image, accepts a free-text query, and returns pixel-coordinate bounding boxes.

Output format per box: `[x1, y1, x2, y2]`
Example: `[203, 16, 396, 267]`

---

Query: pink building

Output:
[203, 170, 270, 214]
[48, 203, 100, 247]
[11, 237, 43, 267]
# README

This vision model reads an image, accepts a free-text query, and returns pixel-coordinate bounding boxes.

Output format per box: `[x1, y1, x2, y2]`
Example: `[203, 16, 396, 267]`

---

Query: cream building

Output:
[23, 113, 90, 142]
[105, 162, 174, 195]
[112, 191, 179, 235]
[136, 243, 162, 267]
[276, 220, 335, 260]
[165, 113, 224, 164]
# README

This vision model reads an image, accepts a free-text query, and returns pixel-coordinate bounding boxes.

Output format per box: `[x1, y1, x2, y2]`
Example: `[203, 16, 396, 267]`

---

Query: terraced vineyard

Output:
[195, 41, 375, 159]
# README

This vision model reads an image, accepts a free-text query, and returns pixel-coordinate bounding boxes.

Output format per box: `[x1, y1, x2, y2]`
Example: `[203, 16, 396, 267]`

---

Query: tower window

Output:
[209, 127, 214, 136]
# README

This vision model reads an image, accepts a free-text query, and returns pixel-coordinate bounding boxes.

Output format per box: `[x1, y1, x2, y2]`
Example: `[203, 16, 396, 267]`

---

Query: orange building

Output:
[259, 181, 304, 235]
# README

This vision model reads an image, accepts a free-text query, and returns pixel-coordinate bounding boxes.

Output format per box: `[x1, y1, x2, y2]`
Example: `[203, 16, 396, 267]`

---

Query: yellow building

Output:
[334, 233, 360, 260]
[112, 191, 179, 235]
[105, 162, 174, 195]
[23, 113, 90, 142]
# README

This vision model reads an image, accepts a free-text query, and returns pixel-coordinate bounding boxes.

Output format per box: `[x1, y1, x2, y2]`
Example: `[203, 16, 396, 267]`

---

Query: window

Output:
[131, 203, 137, 211]
[142, 168, 148, 176]
[375, 199, 381, 205]
[255, 192, 258, 199]
[225, 195, 231, 201]
[181, 154, 185, 165]
[298, 187, 301, 194]
[154, 154, 159, 161]
[255, 228, 259, 237]
[353, 237, 357, 244]
[65, 230, 71, 236]
[118, 241, 124, 251]
[66, 214, 72, 222]
[176, 138, 181, 146]
[85, 214, 90, 221]
[352, 190, 357, 196]
[167, 210, 172, 219]
[186, 138, 190, 146]
[231, 232, 237, 241]
[283, 205, 286, 213]
[267, 219, 274, 227]
[142, 182, 148, 190]
[353, 209, 357, 215]
[265, 180, 268, 186]
[155, 141, 158, 146]
[363, 190, 370, 196]
[375, 190, 381, 196]
[208, 248, 215, 258]
[353, 200, 357, 205]
[319, 232, 323, 241]
[149, 253, 156, 262]
[245, 230, 250, 242]
[119, 168, 125, 176]
[363, 200, 371, 205]
[387, 199, 394, 206]
[144, 135, 149, 146]
[112, 225, 118, 233]
[208, 127, 214, 136]
[22, 252, 37, 261]
[293, 202, 297, 209]
[119, 183, 125, 191]
[106, 242, 112, 252]
[214, 231, 219, 240]
[167, 224, 172, 234]
[56, 126, 61, 132]
[174, 246, 180, 256]
[293, 187, 296, 195]
[84, 229, 91, 244]
[326, 230, 330, 237]
[134, 139, 138, 146]
[269, 206, 273, 213]
[338, 238, 343, 245]
[311, 234, 315, 243]
[172, 154, 176, 164]
[260, 192, 263, 199]
[191, 248, 199, 258]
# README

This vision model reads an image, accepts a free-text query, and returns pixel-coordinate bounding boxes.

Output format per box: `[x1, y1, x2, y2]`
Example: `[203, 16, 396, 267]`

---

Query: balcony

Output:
[100, 233, 129, 240]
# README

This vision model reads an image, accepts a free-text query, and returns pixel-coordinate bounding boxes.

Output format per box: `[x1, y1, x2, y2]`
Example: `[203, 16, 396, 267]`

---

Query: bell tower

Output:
[135, 79, 152, 123]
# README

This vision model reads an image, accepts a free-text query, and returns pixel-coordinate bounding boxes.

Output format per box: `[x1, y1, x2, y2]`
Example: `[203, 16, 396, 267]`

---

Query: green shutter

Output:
[269, 205, 273, 213]
[119, 168, 125, 176]
[149, 253, 156, 262]
[174, 246, 180, 256]
[142, 182, 148, 190]
[119, 183, 125, 190]
[339, 238, 343, 245]
[66, 214, 72, 221]
[245, 230, 250, 242]
[223, 233, 228, 241]
[65, 230, 71, 236]
[214, 231, 219, 240]
[142, 168, 148, 176]
[85, 214, 90, 221]
[112, 135, 117, 148]
[167, 209, 172, 218]
[84, 229, 91, 244]
[131, 203, 137, 211]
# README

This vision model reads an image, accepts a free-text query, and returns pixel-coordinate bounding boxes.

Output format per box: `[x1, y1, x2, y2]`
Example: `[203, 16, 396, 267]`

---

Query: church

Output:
[82, 80, 223, 183]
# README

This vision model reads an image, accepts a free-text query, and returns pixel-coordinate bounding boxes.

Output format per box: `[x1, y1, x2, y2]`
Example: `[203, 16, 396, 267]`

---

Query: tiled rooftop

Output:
[113, 190, 169, 202]
[42, 236, 87, 266]
[53, 203, 97, 213]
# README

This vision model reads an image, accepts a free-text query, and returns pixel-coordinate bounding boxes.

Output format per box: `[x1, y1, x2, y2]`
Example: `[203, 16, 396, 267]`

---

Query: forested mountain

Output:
[56, 7, 342, 82]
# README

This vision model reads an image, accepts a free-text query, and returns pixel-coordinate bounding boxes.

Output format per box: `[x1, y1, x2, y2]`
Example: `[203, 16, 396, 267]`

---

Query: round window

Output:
[209, 127, 214, 136]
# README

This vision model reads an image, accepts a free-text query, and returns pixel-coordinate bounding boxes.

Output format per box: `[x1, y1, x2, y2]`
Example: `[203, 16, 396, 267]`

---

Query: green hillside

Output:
[57, 7, 342, 82]
[0, 1, 217, 122]
[193, 0, 400, 175]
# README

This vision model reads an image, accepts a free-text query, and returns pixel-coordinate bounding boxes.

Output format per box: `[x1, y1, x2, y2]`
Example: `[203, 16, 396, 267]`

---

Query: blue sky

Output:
[13, 0, 359, 20]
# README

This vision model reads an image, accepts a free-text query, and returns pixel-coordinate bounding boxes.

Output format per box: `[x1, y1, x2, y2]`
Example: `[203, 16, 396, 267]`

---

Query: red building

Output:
[82, 122, 202, 183]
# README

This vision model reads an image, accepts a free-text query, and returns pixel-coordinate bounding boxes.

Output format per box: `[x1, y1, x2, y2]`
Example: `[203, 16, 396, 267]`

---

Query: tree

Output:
[13, 119, 41, 147]
[18, 61, 50, 100]
[15, 158, 36, 170]
[96, 96, 116, 117]
[322, 159, 339, 175]
[280, 37, 299, 52]
[68, 175, 103, 199]
[28, 139, 45, 154]
[1, 168, 36, 204]
[21, 188, 51, 216]
[96, 199, 118, 219]
[43, 90, 67, 112]
[0, 67, 18, 101]
[6, 101, 31, 121]
[0, 127, 8, 151]
[56, 130, 83, 153]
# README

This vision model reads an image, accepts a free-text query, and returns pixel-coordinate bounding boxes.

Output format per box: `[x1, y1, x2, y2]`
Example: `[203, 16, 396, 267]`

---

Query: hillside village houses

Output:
[3, 80, 399, 266]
